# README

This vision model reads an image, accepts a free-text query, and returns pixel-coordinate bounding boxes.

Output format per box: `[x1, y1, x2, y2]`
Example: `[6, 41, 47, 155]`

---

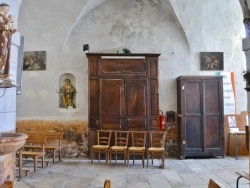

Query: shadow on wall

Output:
[64, 0, 189, 54]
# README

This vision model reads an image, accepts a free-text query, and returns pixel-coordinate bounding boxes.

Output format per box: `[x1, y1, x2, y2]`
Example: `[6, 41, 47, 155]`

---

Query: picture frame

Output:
[23, 51, 46, 71]
[200, 52, 223, 71]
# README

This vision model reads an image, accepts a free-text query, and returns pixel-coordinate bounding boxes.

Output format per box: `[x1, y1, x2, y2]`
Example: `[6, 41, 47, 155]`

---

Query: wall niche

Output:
[58, 73, 77, 109]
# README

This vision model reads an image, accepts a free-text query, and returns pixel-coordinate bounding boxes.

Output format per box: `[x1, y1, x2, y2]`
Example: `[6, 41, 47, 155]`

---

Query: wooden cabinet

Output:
[177, 76, 224, 159]
[87, 53, 160, 155]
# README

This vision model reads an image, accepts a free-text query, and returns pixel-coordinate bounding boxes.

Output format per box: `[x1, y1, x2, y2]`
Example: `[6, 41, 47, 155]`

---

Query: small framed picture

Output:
[23, 51, 46, 71]
[200, 52, 223, 71]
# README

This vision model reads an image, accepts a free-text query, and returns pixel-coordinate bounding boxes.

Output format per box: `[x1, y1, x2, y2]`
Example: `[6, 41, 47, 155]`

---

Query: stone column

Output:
[240, 0, 250, 175]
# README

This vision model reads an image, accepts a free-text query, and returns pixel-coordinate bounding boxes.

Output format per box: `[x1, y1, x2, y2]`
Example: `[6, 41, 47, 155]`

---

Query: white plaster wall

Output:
[17, 0, 246, 120]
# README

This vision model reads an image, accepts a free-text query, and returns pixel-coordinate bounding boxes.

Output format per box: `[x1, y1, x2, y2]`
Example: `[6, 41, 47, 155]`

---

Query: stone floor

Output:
[15, 156, 250, 188]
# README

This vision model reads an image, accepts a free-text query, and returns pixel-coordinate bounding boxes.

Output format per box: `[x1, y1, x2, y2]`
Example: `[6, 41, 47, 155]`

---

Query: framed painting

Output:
[23, 51, 46, 71]
[200, 52, 223, 71]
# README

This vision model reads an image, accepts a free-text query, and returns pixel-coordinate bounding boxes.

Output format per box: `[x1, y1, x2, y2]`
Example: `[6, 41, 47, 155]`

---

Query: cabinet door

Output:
[203, 79, 223, 154]
[89, 79, 99, 129]
[100, 79, 125, 130]
[181, 79, 203, 155]
[126, 79, 148, 130]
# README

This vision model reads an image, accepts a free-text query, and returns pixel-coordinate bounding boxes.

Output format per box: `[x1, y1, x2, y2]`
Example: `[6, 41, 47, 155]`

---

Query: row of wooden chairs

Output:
[91, 130, 166, 168]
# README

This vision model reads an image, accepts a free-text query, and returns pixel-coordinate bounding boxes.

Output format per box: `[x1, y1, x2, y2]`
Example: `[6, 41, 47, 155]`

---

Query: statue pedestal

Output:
[0, 77, 13, 88]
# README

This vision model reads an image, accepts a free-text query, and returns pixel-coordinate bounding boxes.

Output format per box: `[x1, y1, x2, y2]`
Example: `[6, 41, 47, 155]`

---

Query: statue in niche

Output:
[0, 3, 17, 77]
[60, 78, 76, 108]
[243, 0, 250, 38]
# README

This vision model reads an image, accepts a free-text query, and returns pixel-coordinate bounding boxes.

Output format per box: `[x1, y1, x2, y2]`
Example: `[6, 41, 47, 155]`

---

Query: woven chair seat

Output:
[93, 145, 109, 149]
[148, 147, 164, 152]
[110, 146, 127, 150]
[128, 147, 145, 151]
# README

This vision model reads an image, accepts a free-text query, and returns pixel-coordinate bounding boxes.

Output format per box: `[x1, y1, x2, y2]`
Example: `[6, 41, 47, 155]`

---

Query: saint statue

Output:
[0, 3, 17, 77]
[60, 78, 76, 108]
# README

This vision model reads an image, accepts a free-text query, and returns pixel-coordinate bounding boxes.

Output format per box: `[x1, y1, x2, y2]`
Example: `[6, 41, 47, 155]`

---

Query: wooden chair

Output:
[18, 131, 64, 163]
[103, 179, 111, 188]
[17, 135, 47, 176]
[91, 130, 112, 165]
[147, 131, 166, 169]
[109, 131, 129, 165]
[127, 131, 147, 167]
[208, 179, 221, 188]
[0, 181, 14, 188]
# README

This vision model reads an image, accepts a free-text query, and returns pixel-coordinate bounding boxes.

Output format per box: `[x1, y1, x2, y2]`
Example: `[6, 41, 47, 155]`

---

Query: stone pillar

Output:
[0, 1, 22, 185]
[239, 0, 250, 174]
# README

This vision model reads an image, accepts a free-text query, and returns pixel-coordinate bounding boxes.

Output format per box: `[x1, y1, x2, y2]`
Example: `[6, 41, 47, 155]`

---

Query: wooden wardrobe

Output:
[86, 53, 160, 156]
[177, 76, 224, 159]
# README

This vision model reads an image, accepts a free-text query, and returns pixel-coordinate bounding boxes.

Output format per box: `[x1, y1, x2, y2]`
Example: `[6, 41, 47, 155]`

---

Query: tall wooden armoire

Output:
[177, 76, 224, 159]
[86, 53, 160, 156]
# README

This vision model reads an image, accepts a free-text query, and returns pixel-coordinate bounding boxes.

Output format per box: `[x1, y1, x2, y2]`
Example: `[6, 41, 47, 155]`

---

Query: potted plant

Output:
[242, 70, 250, 91]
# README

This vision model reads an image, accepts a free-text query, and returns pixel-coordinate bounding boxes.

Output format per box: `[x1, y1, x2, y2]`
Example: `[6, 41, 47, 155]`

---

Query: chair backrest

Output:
[149, 131, 166, 148]
[208, 179, 221, 188]
[228, 115, 239, 133]
[130, 131, 147, 147]
[103, 179, 111, 188]
[97, 130, 112, 146]
[114, 131, 129, 147]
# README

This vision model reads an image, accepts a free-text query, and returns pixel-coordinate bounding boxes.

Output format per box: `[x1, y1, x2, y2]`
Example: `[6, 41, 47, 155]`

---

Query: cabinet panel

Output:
[100, 79, 125, 116]
[126, 79, 147, 116]
[100, 59, 147, 74]
[203, 81, 220, 113]
[126, 79, 148, 130]
[100, 79, 125, 130]
[150, 79, 158, 115]
[89, 59, 98, 77]
[204, 116, 221, 149]
[89, 79, 99, 117]
[127, 118, 147, 130]
[101, 118, 123, 130]
[185, 116, 202, 151]
[184, 81, 202, 114]
[149, 59, 158, 76]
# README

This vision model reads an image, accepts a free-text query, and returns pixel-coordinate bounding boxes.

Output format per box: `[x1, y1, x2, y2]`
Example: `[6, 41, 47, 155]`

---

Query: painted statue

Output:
[60, 78, 76, 108]
[0, 3, 16, 77]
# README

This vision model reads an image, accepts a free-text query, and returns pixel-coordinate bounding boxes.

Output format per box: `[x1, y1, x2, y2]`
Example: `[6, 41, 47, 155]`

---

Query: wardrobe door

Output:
[203, 78, 223, 154]
[126, 79, 148, 131]
[99, 79, 125, 130]
[182, 79, 203, 156]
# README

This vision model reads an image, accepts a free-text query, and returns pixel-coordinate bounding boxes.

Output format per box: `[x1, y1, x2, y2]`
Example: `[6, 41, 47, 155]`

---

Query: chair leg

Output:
[127, 151, 130, 166]
[91, 148, 94, 164]
[34, 156, 37, 172]
[162, 152, 165, 169]
[105, 150, 108, 165]
[42, 154, 44, 168]
[59, 149, 62, 161]
[110, 151, 112, 164]
[124, 151, 127, 166]
[142, 153, 144, 168]
[53, 150, 56, 163]
[147, 152, 149, 168]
